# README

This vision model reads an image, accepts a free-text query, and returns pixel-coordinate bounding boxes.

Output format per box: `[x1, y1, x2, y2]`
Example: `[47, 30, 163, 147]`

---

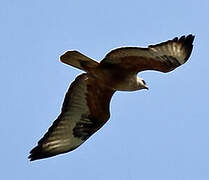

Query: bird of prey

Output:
[29, 34, 194, 161]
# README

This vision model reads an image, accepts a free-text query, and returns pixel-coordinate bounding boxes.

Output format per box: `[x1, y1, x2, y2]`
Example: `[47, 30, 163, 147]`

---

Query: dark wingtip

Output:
[177, 34, 195, 45]
[28, 145, 52, 161]
[29, 144, 76, 161]
[178, 34, 195, 61]
[28, 146, 43, 161]
[173, 34, 195, 42]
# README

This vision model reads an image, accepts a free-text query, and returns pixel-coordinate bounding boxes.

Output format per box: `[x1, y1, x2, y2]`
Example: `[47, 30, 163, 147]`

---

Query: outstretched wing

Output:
[100, 35, 194, 73]
[29, 74, 115, 161]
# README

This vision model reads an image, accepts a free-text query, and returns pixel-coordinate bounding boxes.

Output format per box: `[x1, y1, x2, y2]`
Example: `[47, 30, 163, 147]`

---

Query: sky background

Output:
[1, 0, 209, 179]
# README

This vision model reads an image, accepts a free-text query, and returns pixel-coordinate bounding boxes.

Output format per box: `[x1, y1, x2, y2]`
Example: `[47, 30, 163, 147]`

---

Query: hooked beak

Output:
[144, 85, 149, 90]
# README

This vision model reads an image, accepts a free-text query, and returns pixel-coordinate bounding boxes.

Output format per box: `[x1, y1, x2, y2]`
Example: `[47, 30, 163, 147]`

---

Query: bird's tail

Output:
[60, 51, 99, 72]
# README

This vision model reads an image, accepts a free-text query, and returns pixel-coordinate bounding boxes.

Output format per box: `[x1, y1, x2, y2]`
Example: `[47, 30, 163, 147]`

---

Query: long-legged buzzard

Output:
[29, 35, 194, 161]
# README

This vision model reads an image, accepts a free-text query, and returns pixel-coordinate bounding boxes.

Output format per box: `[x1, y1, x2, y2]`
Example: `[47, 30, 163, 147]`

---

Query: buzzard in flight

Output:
[29, 35, 194, 161]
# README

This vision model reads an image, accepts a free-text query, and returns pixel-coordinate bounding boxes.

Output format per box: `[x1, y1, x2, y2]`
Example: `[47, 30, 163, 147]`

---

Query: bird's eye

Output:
[142, 80, 146, 85]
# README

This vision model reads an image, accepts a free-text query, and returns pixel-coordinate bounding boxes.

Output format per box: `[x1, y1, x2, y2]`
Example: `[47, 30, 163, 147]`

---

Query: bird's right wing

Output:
[29, 73, 115, 161]
[100, 35, 194, 73]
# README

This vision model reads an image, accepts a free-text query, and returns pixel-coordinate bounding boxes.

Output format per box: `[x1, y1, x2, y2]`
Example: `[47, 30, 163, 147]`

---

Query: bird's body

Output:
[87, 66, 145, 91]
[29, 35, 194, 161]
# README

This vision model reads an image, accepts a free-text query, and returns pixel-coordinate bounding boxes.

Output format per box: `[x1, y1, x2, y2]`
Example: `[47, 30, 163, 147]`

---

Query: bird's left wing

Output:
[100, 35, 194, 73]
[29, 73, 115, 161]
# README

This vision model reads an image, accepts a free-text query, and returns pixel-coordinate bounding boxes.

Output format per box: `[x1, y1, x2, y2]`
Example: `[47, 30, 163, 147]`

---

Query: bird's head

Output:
[137, 77, 149, 90]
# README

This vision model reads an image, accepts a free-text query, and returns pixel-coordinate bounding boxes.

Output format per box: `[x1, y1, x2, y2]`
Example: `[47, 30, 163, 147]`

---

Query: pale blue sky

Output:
[1, 0, 209, 179]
